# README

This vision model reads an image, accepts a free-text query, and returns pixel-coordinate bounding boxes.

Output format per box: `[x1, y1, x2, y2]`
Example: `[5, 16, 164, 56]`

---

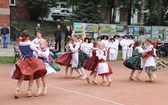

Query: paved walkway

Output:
[0, 42, 65, 57]
[0, 42, 16, 56]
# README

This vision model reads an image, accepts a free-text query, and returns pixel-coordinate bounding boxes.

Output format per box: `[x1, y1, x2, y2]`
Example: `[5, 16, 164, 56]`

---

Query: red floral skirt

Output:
[98, 62, 113, 76]
[12, 56, 47, 80]
[84, 57, 99, 71]
[56, 53, 72, 67]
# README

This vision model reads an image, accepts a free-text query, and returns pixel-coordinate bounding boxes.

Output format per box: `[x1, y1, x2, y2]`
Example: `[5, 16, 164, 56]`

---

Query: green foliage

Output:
[26, 0, 58, 20]
[71, 1, 100, 23]
[144, 0, 168, 25]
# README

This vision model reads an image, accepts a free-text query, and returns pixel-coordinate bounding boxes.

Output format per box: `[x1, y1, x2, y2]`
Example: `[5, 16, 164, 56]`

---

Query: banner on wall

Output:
[152, 26, 159, 39]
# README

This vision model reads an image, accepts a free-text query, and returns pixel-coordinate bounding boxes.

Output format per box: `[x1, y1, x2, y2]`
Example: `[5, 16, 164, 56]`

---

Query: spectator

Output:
[35, 23, 42, 36]
[47, 38, 58, 59]
[64, 26, 72, 51]
[156, 39, 168, 57]
[54, 25, 62, 52]
[1, 24, 9, 48]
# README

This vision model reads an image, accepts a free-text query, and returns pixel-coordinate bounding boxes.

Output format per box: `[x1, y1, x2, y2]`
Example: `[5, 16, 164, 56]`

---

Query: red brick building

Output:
[10, 0, 30, 21]
[0, 0, 10, 27]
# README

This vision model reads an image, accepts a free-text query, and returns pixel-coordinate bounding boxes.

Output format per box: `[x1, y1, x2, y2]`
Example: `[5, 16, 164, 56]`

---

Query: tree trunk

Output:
[112, 0, 117, 23]
[109, 7, 112, 23]
[127, 0, 132, 25]
[139, 0, 144, 25]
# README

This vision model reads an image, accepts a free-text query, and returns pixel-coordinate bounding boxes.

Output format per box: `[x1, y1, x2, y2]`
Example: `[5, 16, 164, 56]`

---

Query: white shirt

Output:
[120, 39, 129, 50]
[143, 45, 156, 67]
[32, 37, 41, 49]
[101, 39, 109, 50]
[127, 39, 135, 49]
[109, 42, 117, 54]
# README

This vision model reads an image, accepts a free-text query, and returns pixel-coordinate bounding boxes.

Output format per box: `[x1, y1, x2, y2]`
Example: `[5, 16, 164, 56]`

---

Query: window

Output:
[66, 10, 70, 13]
[61, 4, 66, 8]
[10, 0, 16, 6]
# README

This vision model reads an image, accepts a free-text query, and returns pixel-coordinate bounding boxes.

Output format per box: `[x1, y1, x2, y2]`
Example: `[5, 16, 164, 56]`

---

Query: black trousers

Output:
[55, 40, 61, 51]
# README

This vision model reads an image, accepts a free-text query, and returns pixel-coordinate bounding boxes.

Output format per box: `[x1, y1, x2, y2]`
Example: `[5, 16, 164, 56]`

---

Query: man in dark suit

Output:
[64, 26, 72, 51]
[54, 25, 62, 52]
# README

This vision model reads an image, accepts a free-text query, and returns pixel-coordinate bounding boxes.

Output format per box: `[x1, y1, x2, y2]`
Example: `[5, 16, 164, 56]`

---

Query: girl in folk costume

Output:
[108, 38, 118, 61]
[123, 41, 144, 81]
[81, 38, 92, 56]
[143, 39, 157, 82]
[127, 35, 135, 58]
[120, 35, 129, 60]
[70, 35, 89, 80]
[32, 31, 44, 49]
[84, 41, 100, 85]
[96, 42, 113, 86]
[11, 31, 47, 99]
[35, 39, 58, 97]
[56, 36, 74, 78]
[113, 35, 120, 60]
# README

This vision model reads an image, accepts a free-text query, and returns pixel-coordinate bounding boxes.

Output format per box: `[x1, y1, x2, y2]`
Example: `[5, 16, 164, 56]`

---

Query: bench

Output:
[13, 47, 20, 63]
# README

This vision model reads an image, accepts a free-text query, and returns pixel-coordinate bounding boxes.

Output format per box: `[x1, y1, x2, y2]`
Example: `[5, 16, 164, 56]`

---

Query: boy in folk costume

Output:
[97, 36, 102, 43]
[80, 37, 92, 56]
[113, 35, 120, 60]
[11, 31, 47, 99]
[56, 36, 74, 78]
[108, 38, 117, 61]
[89, 38, 95, 57]
[143, 39, 157, 82]
[84, 41, 100, 85]
[101, 35, 109, 50]
[120, 35, 129, 60]
[96, 42, 113, 86]
[127, 35, 135, 58]
[70, 35, 89, 80]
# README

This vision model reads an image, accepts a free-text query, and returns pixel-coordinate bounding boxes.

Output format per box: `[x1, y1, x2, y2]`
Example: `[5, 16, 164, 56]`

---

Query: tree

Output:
[26, 0, 58, 21]
[145, 0, 168, 25]
[71, 0, 100, 23]
[100, 0, 116, 23]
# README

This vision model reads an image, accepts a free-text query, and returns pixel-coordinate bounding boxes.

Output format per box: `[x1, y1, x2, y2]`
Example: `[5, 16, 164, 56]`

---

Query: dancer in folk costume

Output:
[142, 39, 157, 82]
[11, 31, 47, 99]
[97, 36, 102, 43]
[81, 38, 92, 56]
[70, 35, 89, 80]
[113, 35, 120, 60]
[151, 41, 168, 70]
[101, 35, 109, 50]
[123, 41, 144, 81]
[32, 31, 44, 49]
[96, 42, 113, 86]
[108, 38, 118, 61]
[56, 36, 74, 78]
[35, 39, 58, 97]
[120, 35, 129, 60]
[89, 38, 95, 57]
[84, 41, 100, 85]
[127, 35, 135, 58]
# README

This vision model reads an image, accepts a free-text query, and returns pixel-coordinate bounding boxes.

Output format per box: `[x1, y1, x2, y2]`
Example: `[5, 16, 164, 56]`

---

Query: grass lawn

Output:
[0, 51, 122, 64]
[0, 56, 15, 64]
[11, 20, 73, 38]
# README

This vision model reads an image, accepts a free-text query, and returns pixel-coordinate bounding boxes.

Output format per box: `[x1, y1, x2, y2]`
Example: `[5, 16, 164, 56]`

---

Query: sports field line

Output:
[49, 70, 168, 85]
[47, 84, 125, 105]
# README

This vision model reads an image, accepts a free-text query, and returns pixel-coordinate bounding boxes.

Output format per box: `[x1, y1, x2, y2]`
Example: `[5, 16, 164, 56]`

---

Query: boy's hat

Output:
[110, 38, 115, 41]
[114, 35, 120, 38]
